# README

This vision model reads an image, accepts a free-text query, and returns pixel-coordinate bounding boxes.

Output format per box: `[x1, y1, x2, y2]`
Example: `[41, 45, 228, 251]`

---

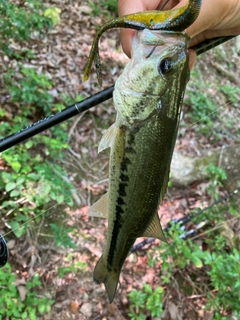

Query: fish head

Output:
[114, 29, 190, 123]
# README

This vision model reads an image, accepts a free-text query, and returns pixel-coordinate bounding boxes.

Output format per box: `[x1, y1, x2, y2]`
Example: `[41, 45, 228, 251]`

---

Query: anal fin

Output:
[142, 211, 167, 243]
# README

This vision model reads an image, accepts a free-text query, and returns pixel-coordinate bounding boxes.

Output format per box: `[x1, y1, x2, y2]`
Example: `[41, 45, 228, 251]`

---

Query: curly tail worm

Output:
[83, 0, 202, 85]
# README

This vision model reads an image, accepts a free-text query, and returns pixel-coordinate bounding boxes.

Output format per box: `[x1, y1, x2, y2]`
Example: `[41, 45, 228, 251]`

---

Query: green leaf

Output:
[8, 221, 26, 238]
[10, 189, 20, 197]
[44, 7, 61, 26]
[43, 184, 51, 195]
[38, 303, 46, 315]
[192, 256, 203, 268]
[11, 161, 21, 173]
[56, 194, 64, 204]
[5, 182, 16, 192]
[25, 140, 33, 149]
[16, 176, 25, 185]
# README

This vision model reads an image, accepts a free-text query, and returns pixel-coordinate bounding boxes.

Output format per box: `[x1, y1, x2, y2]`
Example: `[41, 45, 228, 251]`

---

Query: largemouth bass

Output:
[83, 0, 201, 85]
[88, 30, 190, 303]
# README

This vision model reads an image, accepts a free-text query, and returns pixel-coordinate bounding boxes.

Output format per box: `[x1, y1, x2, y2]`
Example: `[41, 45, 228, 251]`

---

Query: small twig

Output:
[190, 216, 239, 241]
[211, 61, 240, 85]
[68, 111, 87, 137]
[187, 294, 207, 299]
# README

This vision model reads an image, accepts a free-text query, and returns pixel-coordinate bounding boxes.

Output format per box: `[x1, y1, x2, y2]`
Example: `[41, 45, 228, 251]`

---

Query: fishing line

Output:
[159, 0, 171, 11]
[1, 193, 74, 239]
[0, 179, 107, 244]
[184, 100, 240, 130]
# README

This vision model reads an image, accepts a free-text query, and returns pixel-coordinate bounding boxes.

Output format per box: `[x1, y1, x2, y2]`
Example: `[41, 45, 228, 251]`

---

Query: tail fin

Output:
[93, 255, 120, 303]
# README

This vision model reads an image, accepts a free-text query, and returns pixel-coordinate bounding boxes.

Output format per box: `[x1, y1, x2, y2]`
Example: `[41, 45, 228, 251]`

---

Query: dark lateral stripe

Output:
[116, 205, 124, 215]
[107, 131, 136, 269]
[120, 172, 129, 182]
[107, 219, 122, 271]
[125, 147, 136, 154]
[107, 164, 129, 268]
[118, 182, 128, 197]
[117, 196, 125, 205]
[107, 204, 124, 268]
[120, 157, 131, 171]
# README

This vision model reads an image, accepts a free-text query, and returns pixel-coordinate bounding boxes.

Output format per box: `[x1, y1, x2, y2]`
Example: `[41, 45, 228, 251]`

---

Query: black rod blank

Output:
[0, 36, 236, 153]
[0, 85, 114, 152]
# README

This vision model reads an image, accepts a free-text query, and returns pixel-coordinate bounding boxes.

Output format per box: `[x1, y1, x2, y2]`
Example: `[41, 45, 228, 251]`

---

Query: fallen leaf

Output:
[108, 302, 116, 315]
[17, 285, 27, 301]
[70, 300, 79, 314]
[80, 302, 92, 317]
[168, 302, 182, 320]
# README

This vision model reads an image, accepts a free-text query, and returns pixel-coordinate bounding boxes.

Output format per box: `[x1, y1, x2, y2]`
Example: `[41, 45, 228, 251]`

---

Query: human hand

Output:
[118, 0, 240, 60]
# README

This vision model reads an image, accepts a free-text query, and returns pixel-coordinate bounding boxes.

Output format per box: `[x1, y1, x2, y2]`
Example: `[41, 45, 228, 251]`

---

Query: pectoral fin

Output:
[87, 192, 108, 218]
[142, 211, 167, 243]
[98, 124, 116, 153]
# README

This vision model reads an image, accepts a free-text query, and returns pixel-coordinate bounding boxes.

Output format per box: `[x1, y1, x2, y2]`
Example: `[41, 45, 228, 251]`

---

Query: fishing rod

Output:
[0, 35, 236, 153]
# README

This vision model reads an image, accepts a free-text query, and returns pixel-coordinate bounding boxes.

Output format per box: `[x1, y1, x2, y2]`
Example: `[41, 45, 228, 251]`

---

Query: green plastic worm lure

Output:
[83, 0, 201, 85]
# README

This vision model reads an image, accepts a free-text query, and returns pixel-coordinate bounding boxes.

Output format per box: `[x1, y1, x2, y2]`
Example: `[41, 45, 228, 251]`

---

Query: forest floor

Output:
[1, 0, 240, 319]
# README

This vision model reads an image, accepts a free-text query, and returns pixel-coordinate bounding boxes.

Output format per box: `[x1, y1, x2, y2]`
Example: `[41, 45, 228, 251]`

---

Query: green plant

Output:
[0, 65, 76, 242]
[50, 223, 76, 248]
[102, 0, 118, 15]
[4, 67, 54, 112]
[145, 211, 240, 318]
[220, 84, 240, 107]
[204, 249, 240, 317]
[183, 65, 240, 145]
[58, 256, 87, 278]
[128, 283, 164, 319]
[89, 0, 118, 17]
[0, 264, 54, 319]
[0, 0, 52, 56]
[148, 223, 204, 284]
[1, 55, 76, 245]
[44, 7, 61, 26]
[205, 163, 227, 200]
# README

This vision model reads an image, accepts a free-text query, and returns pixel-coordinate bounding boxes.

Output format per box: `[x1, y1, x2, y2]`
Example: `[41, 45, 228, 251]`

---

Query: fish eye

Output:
[158, 58, 173, 76]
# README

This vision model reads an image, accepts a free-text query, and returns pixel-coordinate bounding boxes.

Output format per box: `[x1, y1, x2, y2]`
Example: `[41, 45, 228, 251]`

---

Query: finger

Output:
[118, 0, 146, 58]
[118, 0, 165, 57]
[189, 49, 197, 70]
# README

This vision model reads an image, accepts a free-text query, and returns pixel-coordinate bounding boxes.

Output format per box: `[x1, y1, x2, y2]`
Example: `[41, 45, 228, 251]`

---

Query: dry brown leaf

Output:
[17, 285, 27, 301]
[108, 302, 116, 315]
[80, 302, 92, 317]
[168, 301, 182, 320]
[6, 239, 15, 250]
[70, 300, 79, 314]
